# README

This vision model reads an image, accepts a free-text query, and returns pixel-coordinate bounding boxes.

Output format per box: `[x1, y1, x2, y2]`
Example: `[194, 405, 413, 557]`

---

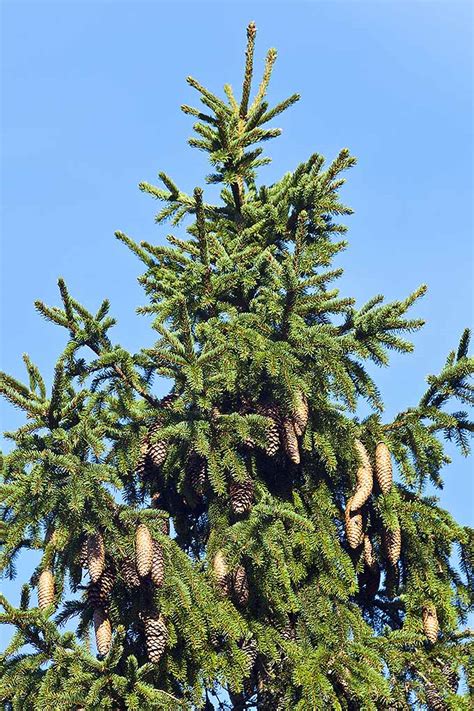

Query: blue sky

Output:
[1, 0, 473, 621]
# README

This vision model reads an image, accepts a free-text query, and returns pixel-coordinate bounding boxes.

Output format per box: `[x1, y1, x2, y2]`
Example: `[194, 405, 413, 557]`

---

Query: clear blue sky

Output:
[1, 0, 473, 618]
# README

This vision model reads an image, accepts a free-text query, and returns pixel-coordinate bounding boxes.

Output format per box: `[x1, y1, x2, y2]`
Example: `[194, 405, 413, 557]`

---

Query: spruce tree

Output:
[1, 22, 473, 711]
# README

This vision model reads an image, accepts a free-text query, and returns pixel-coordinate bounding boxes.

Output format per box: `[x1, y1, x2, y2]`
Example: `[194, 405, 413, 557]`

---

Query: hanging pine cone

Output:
[362, 535, 380, 596]
[422, 604, 439, 644]
[375, 442, 393, 495]
[87, 533, 105, 583]
[93, 608, 112, 657]
[280, 619, 297, 642]
[87, 568, 114, 608]
[213, 550, 229, 595]
[186, 452, 207, 494]
[281, 418, 300, 464]
[120, 556, 141, 588]
[383, 522, 401, 567]
[135, 436, 152, 478]
[148, 420, 168, 468]
[143, 612, 168, 663]
[232, 564, 250, 606]
[442, 663, 459, 693]
[257, 403, 281, 456]
[78, 539, 89, 568]
[150, 540, 165, 588]
[345, 498, 364, 549]
[136, 523, 154, 578]
[229, 478, 254, 514]
[350, 440, 373, 511]
[425, 682, 447, 711]
[293, 392, 309, 437]
[38, 569, 55, 610]
[160, 393, 176, 410]
[240, 637, 258, 669]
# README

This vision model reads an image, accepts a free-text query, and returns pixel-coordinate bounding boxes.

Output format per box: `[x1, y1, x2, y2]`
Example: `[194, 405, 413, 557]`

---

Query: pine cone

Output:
[150, 540, 165, 588]
[422, 604, 439, 644]
[148, 420, 168, 468]
[240, 637, 258, 672]
[375, 442, 393, 494]
[229, 478, 254, 514]
[383, 523, 401, 567]
[232, 565, 249, 606]
[213, 550, 229, 595]
[135, 436, 152, 478]
[88, 569, 114, 608]
[160, 393, 176, 410]
[78, 539, 89, 568]
[87, 533, 105, 583]
[120, 557, 141, 588]
[293, 392, 309, 437]
[442, 663, 459, 693]
[350, 440, 373, 511]
[38, 569, 55, 610]
[136, 524, 153, 578]
[345, 498, 364, 549]
[362, 535, 380, 596]
[187, 452, 207, 494]
[93, 608, 112, 657]
[281, 418, 300, 464]
[425, 681, 447, 711]
[143, 612, 168, 663]
[257, 403, 281, 456]
[280, 619, 296, 642]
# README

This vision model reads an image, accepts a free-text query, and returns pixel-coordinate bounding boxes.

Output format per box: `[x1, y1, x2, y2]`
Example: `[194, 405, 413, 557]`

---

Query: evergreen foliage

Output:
[1, 22, 473, 710]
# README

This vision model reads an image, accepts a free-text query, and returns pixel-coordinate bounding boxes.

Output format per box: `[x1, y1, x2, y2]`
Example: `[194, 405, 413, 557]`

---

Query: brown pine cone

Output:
[383, 523, 401, 567]
[375, 442, 393, 495]
[143, 612, 168, 664]
[422, 604, 439, 644]
[186, 452, 207, 494]
[232, 565, 250, 606]
[362, 535, 380, 596]
[425, 681, 447, 711]
[280, 619, 297, 642]
[93, 608, 112, 657]
[135, 436, 152, 478]
[88, 568, 114, 608]
[281, 418, 300, 464]
[345, 498, 364, 549]
[257, 403, 281, 456]
[240, 637, 258, 671]
[148, 420, 168, 468]
[136, 524, 154, 578]
[120, 556, 141, 588]
[213, 550, 229, 595]
[150, 540, 165, 588]
[350, 440, 373, 511]
[87, 533, 105, 583]
[38, 569, 55, 610]
[229, 478, 254, 514]
[293, 392, 309, 436]
[78, 539, 89, 568]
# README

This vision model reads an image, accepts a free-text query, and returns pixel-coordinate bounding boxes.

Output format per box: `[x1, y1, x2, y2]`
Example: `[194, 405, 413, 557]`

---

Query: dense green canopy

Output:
[1, 22, 473, 711]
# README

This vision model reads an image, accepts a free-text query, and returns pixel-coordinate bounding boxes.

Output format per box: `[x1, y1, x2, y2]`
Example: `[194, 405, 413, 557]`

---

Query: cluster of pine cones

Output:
[212, 550, 249, 607]
[241, 392, 309, 465]
[76, 524, 167, 661]
[345, 441, 399, 600]
[344, 441, 439, 644]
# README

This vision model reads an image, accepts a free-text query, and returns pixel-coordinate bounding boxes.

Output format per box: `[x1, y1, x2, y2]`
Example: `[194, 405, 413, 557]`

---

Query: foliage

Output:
[1, 22, 473, 711]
